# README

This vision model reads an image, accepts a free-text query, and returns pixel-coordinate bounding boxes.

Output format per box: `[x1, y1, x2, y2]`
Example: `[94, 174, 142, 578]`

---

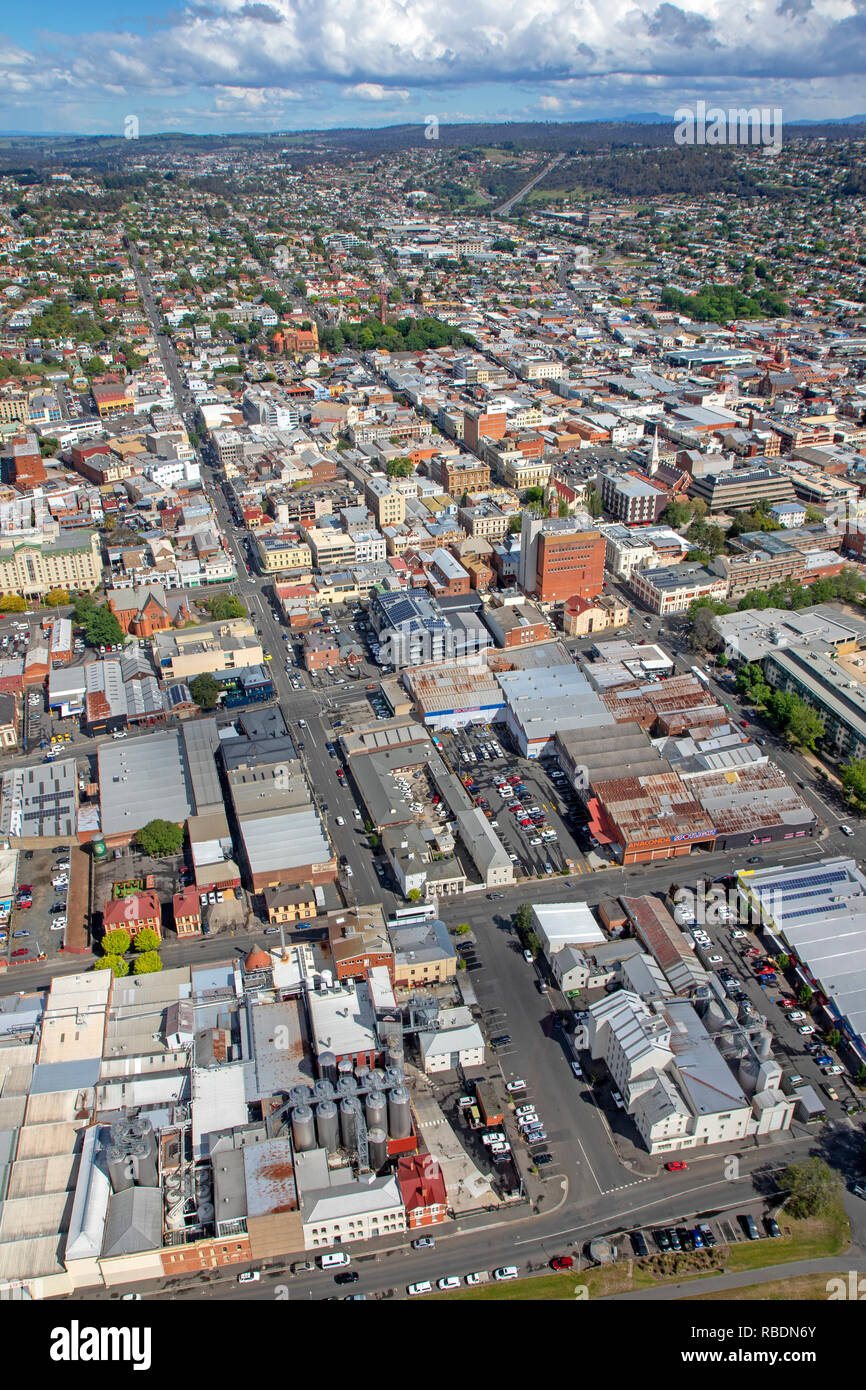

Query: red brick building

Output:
[463, 406, 507, 452]
[397, 1153, 448, 1228]
[535, 528, 605, 603]
[103, 890, 162, 941]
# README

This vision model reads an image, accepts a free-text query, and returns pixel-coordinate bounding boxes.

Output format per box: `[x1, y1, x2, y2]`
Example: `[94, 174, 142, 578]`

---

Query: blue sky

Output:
[2, 0, 865, 135]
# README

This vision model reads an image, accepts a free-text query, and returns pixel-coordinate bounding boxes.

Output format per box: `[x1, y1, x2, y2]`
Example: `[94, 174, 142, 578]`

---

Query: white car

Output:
[437, 1276, 460, 1291]
[731, 929, 748, 939]
[111, 730, 128, 740]
[841, 824, 854, 836]
[353, 810, 361, 820]
[788, 1010, 806, 1022]
[797, 1024, 815, 1035]
[336, 816, 345, 826]
[238, 1271, 261, 1283]
[345, 865, 353, 877]
[506, 1079, 526, 1092]
[465, 1272, 487, 1285]
[407, 1281, 433, 1296]
[51, 917, 67, 929]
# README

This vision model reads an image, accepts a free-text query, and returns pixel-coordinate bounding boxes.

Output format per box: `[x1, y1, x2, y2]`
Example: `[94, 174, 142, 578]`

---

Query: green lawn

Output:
[725, 1209, 849, 1273]
[686, 1273, 848, 1302]
[429, 1210, 850, 1301]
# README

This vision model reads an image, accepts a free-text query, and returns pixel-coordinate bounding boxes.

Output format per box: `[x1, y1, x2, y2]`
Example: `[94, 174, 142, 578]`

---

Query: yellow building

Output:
[0, 392, 28, 425]
[0, 530, 103, 600]
[152, 619, 263, 682]
[254, 532, 313, 574]
[563, 593, 630, 637]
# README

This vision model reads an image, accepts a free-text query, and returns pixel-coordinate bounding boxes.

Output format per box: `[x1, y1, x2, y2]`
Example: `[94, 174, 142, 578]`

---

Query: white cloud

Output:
[344, 82, 411, 101]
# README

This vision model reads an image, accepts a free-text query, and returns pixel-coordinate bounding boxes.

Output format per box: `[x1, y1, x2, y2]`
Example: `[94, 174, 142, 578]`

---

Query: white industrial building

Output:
[585, 991, 795, 1155]
[418, 1007, 485, 1074]
[294, 1148, 406, 1249]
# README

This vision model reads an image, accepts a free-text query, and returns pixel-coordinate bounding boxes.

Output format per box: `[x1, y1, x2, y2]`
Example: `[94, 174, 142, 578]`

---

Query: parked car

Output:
[665, 1160, 688, 1171]
[765, 1217, 782, 1238]
[411, 1237, 435, 1250]
[550, 1256, 574, 1270]
[630, 1231, 649, 1258]
[742, 1213, 760, 1240]
[238, 1271, 261, 1283]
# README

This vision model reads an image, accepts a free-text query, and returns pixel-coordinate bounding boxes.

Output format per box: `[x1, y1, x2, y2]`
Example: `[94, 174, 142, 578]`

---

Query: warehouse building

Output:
[736, 858, 866, 1064]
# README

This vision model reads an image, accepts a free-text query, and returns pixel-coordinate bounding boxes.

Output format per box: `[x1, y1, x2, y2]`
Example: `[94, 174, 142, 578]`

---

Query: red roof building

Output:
[396, 1154, 448, 1228]
[172, 887, 202, 937]
[103, 890, 162, 940]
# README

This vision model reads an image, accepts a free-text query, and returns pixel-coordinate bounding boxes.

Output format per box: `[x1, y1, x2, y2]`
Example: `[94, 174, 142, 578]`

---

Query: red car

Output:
[18, 885, 32, 893]
[550, 1256, 574, 1271]
[779, 998, 796, 1010]
[11, 948, 28, 957]
[665, 1160, 688, 1171]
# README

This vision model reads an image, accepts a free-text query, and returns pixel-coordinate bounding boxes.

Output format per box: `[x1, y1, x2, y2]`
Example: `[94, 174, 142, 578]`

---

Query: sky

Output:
[1, 0, 865, 135]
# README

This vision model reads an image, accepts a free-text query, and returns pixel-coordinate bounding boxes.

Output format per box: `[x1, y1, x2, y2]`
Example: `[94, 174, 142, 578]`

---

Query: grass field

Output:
[430, 1208, 850, 1302]
[685, 1273, 847, 1301]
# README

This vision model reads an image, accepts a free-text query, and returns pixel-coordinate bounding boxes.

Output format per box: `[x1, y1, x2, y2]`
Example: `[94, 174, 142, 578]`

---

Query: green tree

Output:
[43, 588, 70, 607]
[585, 488, 603, 518]
[786, 699, 824, 751]
[840, 758, 866, 810]
[133, 927, 162, 953]
[133, 951, 164, 975]
[779, 1157, 843, 1219]
[456, 923, 471, 935]
[825, 1028, 842, 1050]
[524, 486, 545, 506]
[508, 514, 522, 533]
[83, 605, 124, 649]
[662, 499, 693, 528]
[798, 984, 813, 1007]
[94, 954, 129, 976]
[514, 903, 533, 936]
[101, 928, 131, 955]
[190, 672, 221, 711]
[407, 888, 422, 902]
[776, 953, 790, 970]
[0, 595, 26, 612]
[558, 499, 570, 518]
[137, 819, 184, 858]
[207, 594, 246, 620]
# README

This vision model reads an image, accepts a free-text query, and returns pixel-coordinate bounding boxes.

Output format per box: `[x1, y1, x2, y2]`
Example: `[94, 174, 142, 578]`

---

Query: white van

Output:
[407, 1280, 432, 1296]
[319, 1251, 351, 1269]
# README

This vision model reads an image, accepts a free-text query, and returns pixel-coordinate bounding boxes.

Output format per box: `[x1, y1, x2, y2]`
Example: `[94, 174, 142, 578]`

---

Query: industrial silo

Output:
[369, 1068, 387, 1089]
[316, 1101, 340, 1154]
[368, 1128, 388, 1173]
[365, 1089, 387, 1133]
[289, 1084, 314, 1108]
[337, 1075, 358, 1099]
[384, 1067, 404, 1091]
[338, 1058, 354, 1082]
[354, 1066, 371, 1090]
[387, 1087, 412, 1140]
[339, 1098, 358, 1150]
[291, 1105, 317, 1152]
[318, 1052, 337, 1086]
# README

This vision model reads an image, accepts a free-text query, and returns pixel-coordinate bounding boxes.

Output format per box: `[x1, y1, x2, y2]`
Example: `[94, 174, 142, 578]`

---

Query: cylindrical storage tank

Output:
[197, 1200, 214, 1224]
[369, 1068, 387, 1089]
[339, 1098, 358, 1150]
[338, 1058, 354, 1080]
[354, 1066, 371, 1090]
[312, 1079, 335, 1103]
[384, 1067, 403, 1091]
[316, 1101, 339, 1154]
[387, 1087, 412, 1140]
[291, 1105, 317, 1153]
[337, 1075, 358, 1099]
[365, 1089, 387, 1133]
[289, 1085, 313, 1108]
[367, 1127, 388, 1173]
[318, 1052, 337, 1086]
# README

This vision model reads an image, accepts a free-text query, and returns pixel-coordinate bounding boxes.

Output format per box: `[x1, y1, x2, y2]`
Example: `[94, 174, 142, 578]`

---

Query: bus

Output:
[387, 903, 437, 929]
[690, 665, 710, 688]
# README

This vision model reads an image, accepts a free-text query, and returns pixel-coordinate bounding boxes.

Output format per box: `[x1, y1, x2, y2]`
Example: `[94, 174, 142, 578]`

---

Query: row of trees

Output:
[95, 926, 163, 978]
[319, 315, 475, 355]
[735, 662, 825, 750]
